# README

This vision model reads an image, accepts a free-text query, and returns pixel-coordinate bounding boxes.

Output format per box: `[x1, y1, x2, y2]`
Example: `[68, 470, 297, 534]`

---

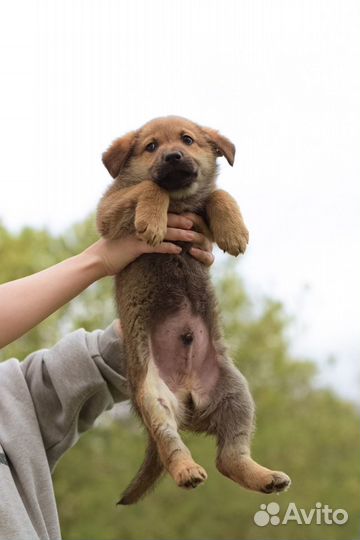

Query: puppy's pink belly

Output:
[150, 304, 219, 400]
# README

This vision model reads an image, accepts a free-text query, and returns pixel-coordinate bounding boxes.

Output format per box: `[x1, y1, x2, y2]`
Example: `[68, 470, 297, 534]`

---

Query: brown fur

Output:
[97, 116, 291, 504]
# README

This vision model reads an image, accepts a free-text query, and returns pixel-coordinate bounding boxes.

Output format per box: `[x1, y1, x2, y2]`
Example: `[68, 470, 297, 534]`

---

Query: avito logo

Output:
[254, 502, 348, 527]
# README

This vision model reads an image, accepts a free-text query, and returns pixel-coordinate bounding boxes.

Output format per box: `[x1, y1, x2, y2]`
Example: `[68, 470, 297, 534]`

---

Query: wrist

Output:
[79, 246, 108, 280]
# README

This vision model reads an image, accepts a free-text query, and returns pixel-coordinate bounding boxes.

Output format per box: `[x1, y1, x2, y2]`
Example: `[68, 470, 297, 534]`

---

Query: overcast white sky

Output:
[0, 0, 359, 400]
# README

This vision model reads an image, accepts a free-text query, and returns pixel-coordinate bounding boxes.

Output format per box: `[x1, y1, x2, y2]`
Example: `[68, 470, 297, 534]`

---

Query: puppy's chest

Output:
[167, 181, 215, 213]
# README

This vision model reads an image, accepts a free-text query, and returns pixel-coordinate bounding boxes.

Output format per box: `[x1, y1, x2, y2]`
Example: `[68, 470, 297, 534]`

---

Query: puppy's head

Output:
[102, 116, 235, 199]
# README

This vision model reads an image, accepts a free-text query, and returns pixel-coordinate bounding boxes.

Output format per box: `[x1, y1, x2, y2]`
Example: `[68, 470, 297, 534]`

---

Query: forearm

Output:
[0, 251, 105, 348]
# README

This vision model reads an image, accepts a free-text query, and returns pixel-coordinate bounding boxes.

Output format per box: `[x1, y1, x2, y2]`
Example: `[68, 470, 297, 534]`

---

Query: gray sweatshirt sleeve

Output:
[20, 322, 129, 471]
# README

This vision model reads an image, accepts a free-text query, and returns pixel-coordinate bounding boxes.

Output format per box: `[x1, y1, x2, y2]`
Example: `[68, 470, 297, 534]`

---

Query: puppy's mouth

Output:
[153, 162, 198, 192]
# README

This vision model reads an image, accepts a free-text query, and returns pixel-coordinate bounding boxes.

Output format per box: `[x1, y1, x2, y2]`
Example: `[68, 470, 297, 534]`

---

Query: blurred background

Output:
[0, 1, 359, 539]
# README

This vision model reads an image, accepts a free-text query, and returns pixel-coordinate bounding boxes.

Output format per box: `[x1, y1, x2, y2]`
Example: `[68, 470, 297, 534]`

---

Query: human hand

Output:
[156, 213, 214, 268]
[84, 213, 214, 277]
[180, 212, 214, 267]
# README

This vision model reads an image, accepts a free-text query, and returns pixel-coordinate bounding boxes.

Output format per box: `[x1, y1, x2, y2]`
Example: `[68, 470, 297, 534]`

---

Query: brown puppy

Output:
[97, 116, 291, 504]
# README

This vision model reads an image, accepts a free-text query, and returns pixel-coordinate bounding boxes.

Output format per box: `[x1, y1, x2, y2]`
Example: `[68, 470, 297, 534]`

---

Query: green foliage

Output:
[1, 219, 359, 539]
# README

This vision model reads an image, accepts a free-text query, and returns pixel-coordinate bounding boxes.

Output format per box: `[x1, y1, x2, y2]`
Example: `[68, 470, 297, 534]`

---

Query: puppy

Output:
[97, 116, 291, 504]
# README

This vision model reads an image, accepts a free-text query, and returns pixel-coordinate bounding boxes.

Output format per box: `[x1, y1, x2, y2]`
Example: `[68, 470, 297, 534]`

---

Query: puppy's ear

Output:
[201, 127, 236, 166]
[102, 130, 137, 178]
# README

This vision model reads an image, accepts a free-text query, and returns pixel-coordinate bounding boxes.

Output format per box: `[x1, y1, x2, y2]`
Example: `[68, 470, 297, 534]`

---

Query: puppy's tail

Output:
[117, 435, 164, 505]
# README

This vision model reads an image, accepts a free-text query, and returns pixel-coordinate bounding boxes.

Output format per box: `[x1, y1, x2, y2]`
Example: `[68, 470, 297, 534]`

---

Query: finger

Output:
[150, 242, 182, 255]
[183, 229, 213, 252]
[196, 235, 213, 252]
[182, 213, 213, 240]
[164, 227, 207, 245]
[134, 236, 182, 256]
[164, 228, 213, 253]
[189, 247, 215, 267]
[167, 213, 193, 230]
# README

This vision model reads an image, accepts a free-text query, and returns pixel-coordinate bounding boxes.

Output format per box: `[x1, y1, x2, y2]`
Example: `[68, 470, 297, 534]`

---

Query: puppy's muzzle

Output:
[154, 152, 198, 192]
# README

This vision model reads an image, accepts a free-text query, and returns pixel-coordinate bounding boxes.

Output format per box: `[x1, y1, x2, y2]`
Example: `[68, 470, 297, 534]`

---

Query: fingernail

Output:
[184, 219, 193, 229]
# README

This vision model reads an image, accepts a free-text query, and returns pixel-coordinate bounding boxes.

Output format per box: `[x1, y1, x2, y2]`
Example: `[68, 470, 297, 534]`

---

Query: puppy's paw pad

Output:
[175, 463, 207, 490]
[261, 472, 291, 494]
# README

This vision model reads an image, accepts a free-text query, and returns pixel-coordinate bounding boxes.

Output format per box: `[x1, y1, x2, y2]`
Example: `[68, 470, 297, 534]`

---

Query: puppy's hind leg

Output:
[122, 332, 207, 504]
[211, 363, 291, 494]
[137, 358, 207, 490]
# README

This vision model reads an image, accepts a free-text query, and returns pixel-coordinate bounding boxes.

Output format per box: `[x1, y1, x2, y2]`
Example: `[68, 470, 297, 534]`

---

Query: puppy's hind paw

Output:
[171, 460, 208, 490]
[261, 472, 291, 494]
[217, 455, 291, 494]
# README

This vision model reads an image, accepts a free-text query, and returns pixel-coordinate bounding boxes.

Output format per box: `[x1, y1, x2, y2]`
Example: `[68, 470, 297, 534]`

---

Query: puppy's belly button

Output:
[180, 331, 194, 346]
[150, 306, 219, 396]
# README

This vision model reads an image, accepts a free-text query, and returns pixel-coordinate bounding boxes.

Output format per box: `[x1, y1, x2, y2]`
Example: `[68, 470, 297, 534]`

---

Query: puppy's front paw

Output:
[216, 223, 249, 256]
[135, 217, 167, 247]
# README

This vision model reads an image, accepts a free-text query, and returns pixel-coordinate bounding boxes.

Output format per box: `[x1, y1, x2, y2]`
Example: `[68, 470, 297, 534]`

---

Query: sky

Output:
[0, 0, 359, 400]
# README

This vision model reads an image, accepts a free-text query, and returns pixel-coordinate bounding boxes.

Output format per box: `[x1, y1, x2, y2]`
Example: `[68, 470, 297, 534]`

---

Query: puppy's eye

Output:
[145, 142, 157, 153]
[182, 135, 193, 145]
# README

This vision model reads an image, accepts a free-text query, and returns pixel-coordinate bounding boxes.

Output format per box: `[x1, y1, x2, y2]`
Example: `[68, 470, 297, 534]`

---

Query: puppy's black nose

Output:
[164, 151, 183, 163]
